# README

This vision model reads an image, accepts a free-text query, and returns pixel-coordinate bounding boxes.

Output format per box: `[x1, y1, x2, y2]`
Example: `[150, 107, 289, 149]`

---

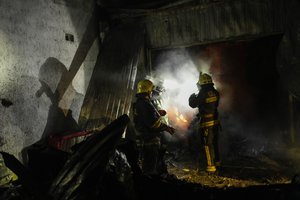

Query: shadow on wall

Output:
[35, 57, 80, 140]
[21, 57, 81, 164]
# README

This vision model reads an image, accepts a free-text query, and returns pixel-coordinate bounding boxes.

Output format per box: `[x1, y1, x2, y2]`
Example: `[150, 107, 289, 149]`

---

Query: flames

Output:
[166, 106, 194, 133]
[178, 114, 188, 123]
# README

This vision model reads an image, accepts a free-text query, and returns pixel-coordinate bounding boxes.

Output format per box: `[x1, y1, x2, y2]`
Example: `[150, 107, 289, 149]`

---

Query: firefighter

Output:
[132, 79, 175, 176]
[151, 81, 169, 175]
[189, 73, 220, 174]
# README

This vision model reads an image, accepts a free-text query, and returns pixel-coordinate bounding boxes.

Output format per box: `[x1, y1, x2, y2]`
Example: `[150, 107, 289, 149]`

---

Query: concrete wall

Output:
[0, 0, 98, 160]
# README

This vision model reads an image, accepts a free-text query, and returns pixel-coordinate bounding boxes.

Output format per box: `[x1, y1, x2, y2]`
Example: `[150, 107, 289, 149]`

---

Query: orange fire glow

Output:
[166, 106, 194, 133]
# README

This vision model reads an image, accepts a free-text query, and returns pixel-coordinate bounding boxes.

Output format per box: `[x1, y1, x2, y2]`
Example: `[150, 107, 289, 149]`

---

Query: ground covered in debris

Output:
[168, 161, 290, 188]
[1, 114, 300, 200]
[166, 147, 298, 188]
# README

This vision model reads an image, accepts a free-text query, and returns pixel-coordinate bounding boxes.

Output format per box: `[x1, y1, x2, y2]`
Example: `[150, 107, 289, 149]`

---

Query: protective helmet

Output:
[198, 73, 213, 85]
[137, 79, 154, 94]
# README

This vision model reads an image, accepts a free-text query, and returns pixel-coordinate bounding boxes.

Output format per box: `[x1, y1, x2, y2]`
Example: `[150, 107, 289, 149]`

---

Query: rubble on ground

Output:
[0, 115, 299, 200]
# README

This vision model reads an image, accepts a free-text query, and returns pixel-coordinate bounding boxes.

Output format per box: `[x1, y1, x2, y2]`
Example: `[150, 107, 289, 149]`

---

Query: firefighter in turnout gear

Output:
[189, 73, 220, 173]
[133, 79, 175, 176]
[151, 80, 170, 175]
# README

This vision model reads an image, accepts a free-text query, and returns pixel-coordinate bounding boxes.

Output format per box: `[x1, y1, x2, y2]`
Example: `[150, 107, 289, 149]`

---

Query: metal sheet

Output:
[145, 0, 285, 49]
[79, 23, 145, 129]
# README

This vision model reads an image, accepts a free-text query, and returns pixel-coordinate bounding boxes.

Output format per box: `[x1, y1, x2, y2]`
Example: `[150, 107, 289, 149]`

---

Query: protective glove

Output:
[165, 125, 175, 135]
[158, 109, 167, 116]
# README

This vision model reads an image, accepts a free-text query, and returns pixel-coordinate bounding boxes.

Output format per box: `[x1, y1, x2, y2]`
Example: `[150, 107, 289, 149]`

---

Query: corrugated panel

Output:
[79, 23, 144, 129]
[146, 0, 285, 49]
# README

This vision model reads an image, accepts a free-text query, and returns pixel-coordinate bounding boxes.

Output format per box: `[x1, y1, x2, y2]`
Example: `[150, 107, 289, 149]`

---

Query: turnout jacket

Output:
[133, 93, 167, 137]
[189, 84, 220, 128]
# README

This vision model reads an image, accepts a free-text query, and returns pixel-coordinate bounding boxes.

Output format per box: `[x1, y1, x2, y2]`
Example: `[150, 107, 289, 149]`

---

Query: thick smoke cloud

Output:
[148, 41, 294, 163]
[148, 49, 213, 144]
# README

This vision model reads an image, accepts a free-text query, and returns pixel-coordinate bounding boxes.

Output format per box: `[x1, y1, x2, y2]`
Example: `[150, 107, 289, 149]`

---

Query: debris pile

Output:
[0, 114, 299, 200]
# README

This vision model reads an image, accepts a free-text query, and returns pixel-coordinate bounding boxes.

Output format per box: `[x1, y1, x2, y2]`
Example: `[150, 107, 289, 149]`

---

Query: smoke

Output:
[148, 41, 293, 165]
[149, 49, 213, 139]
[143, 39, 300, 178]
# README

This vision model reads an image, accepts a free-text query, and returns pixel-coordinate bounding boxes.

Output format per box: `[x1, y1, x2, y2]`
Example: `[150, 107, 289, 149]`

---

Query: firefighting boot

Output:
[206, 165, 217, 174]
[204, 145, 217, 174]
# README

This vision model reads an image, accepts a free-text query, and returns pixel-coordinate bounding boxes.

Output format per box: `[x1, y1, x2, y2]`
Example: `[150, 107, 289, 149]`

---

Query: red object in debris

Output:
[48, 130, 94, 150]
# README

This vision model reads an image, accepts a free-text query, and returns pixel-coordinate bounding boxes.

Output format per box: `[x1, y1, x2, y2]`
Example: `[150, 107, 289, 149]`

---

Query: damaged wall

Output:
[145, 0, 285, 49]
[0, 0, 98, 160]
[79, 23, 146, 130]
[142, 0, 300, 104]
[82, 0, 300, 138]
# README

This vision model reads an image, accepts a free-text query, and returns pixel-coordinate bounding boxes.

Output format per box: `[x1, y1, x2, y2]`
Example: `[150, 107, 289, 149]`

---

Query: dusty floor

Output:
[168, 165, 290, 188]
[166, 150, 295, 188]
